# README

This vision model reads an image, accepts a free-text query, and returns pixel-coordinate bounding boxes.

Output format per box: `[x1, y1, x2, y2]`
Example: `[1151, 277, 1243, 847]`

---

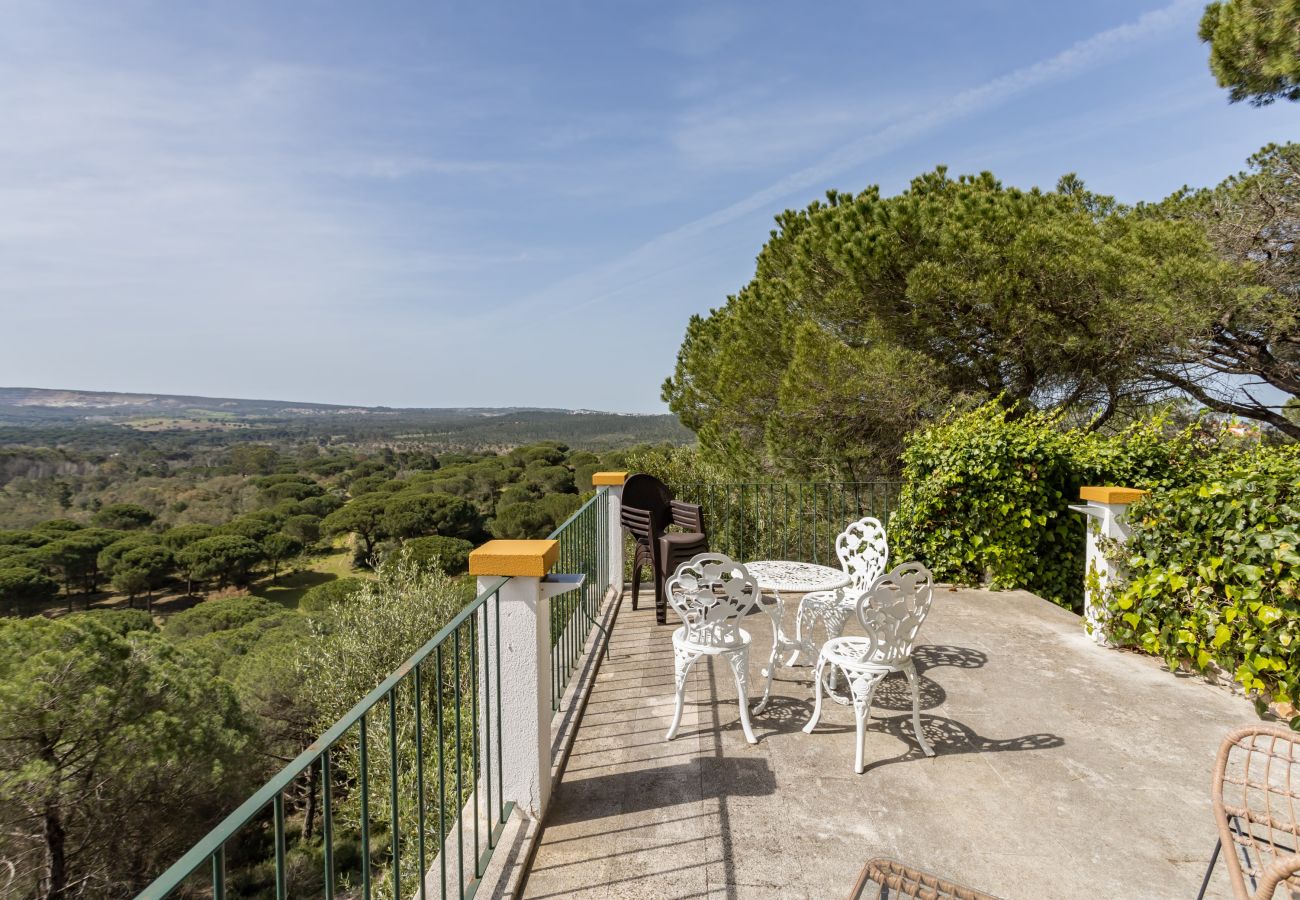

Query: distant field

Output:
[249, 549, 371, 609]
[124, 416, 252, 431]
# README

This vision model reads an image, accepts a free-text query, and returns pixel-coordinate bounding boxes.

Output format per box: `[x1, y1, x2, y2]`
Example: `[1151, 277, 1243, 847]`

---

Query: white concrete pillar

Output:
[592, 472, 627, 599]
[1070, 486, 1147, 646]
[468, 539, 559, 820]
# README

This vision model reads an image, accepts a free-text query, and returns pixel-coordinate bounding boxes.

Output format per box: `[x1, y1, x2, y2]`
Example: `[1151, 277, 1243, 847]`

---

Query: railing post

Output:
[592, 472, 628, 600]
[1069, 486, 1147, 645]
[469, 540, 559, 821]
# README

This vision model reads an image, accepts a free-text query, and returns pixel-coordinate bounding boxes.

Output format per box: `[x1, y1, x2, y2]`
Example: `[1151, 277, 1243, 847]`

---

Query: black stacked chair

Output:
[619, 474, 709, 625]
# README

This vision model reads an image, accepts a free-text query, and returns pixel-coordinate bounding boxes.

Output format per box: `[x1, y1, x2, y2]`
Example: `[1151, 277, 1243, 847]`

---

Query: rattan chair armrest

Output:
[1255, 853, 1300, 900]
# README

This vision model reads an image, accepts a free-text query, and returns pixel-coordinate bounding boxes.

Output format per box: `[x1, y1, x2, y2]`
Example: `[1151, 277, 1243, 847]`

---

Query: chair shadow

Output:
[866, 671, 946, 711]
[739, 673, 946, 740]
[859, 714, 1064, 774]
[911, 644, 989, 673]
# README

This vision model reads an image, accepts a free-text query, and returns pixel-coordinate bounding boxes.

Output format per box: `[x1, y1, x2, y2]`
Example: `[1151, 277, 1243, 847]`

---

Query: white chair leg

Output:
[791, 597, 809, 667]
[904, 662, 935, 757]
[666, 647, 700, 741]
[726, 649, 758, 744]
[851, 678, 877, 775]
[761, 643, 776, 712]
[803, 655, 827, 734]
[826, 607, 852, 690]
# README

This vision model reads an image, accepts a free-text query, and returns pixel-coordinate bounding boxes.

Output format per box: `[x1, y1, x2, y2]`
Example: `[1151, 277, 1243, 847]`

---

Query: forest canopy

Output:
[663, 145, 1299, 477]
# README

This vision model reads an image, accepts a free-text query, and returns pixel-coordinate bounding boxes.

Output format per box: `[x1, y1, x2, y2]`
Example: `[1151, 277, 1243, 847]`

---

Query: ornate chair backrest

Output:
[1211, 725, 1300, 900]
[854, 562, 934, 667]
[835, 516, 889, 592]
[666, 553, 761, 647]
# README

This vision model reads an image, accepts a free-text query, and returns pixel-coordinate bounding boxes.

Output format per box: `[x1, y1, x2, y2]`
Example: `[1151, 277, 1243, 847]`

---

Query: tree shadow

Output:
[148, 592, 207, 615]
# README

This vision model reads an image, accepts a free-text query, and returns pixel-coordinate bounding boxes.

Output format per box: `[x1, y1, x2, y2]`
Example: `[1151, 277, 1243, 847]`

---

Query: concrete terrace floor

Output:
[522, 586, 1257, 900]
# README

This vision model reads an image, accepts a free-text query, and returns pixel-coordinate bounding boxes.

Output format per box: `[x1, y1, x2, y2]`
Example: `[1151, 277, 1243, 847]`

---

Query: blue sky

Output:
[0, 0, 1294, 412]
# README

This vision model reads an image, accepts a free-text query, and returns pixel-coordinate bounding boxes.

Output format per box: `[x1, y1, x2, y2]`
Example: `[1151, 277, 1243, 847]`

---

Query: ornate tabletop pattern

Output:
[744, 560, 851, 594]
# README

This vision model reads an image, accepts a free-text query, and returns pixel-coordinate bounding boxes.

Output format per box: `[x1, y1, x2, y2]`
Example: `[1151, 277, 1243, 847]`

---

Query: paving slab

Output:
[523, 587, 1256, 899]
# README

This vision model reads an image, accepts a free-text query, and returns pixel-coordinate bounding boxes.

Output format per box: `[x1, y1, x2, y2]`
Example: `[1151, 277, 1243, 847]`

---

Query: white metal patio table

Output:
[744, 560, 850, 714]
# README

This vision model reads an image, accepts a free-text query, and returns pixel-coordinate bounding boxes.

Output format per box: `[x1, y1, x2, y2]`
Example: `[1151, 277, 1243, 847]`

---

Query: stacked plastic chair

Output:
[619, 473, 708, 625]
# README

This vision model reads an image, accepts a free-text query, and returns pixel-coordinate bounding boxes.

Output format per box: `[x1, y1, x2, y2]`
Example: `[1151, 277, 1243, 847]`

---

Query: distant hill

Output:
[0, 386, 549, 419]
[0, 387, 694, 450]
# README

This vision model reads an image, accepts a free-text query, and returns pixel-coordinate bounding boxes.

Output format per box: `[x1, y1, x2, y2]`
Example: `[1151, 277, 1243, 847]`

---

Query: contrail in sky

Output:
[500, 0, 1202, 318]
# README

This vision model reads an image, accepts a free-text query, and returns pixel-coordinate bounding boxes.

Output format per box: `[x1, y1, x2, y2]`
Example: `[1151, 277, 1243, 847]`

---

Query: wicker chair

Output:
[847, 858, 1002, 899]
[1208, 724, 1300, 900]
[619, 474, 708, 625]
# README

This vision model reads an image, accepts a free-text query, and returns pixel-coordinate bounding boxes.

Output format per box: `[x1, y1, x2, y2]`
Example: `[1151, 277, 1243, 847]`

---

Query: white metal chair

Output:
[793, 516, 889, 665]
[665, 553, 763, 745]
[802, 562, 936, 773]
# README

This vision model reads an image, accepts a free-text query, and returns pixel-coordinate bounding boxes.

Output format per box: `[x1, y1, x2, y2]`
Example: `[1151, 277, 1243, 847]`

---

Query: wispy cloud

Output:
[505, 0, 1203, 318]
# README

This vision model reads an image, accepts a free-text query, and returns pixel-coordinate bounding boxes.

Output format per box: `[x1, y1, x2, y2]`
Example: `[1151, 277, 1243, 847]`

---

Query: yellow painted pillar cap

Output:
[469, 540, 559, 577]
[1079, 486, 1148, 504]
[591, 471, 628, 486]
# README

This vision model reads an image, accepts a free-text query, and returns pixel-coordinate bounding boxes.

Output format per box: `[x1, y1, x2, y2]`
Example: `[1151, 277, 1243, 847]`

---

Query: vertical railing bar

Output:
[482, 602, 494, 850]
[273, 793, 287, 900]
[799, 482, 805, 562]
[414, 664, 428, 894]
[471, 610, 481, 877]
[322, 748, 335, 899]
[553, 592, 560, 709]
[454, 625, 465, 900]
[813, 482, 819, 564]
[494, 590, 504, 828]
[359, 714, 372, 900]
[768, 483, 775, 560]
[436, 642, 448, 900]
[550, 596, 556, 710]
[388, 687, 401, 900]
[782, 483, 788, 561]
[211, 845, 225, 900]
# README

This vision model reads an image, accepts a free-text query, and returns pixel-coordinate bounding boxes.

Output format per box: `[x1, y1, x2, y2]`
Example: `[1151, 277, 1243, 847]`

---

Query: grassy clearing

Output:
[249, 549, 373, 609]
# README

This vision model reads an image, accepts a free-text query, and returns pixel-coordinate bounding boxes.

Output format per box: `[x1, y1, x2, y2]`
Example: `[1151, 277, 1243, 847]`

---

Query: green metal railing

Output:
[138, 577, 514, 900]
[673, 481, 904, 566]
[547, 487, 611, 710]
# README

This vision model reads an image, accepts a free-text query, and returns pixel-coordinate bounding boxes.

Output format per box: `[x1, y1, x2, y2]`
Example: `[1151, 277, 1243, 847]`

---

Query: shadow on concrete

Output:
[544, 756, 777, 827]
[859, 714, 1064, 774]
[868, 672, 947, 712]
[912, 644, 989, 673]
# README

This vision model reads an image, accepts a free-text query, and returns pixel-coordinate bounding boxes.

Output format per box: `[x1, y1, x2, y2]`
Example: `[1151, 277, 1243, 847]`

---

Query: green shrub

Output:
[390, 535, 474, 575]
[66, 608, 156, 635]
[299, 576, 368, 613]
[1102, 447, 1300, 722]
[166, 595, 284, 639]
[891, 403, 1227, 608]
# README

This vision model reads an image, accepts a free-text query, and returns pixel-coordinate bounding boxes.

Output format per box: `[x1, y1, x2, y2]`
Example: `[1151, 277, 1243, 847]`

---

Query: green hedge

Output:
[1102, 447, 1300, 722]
[891, 403, 1228, 608]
